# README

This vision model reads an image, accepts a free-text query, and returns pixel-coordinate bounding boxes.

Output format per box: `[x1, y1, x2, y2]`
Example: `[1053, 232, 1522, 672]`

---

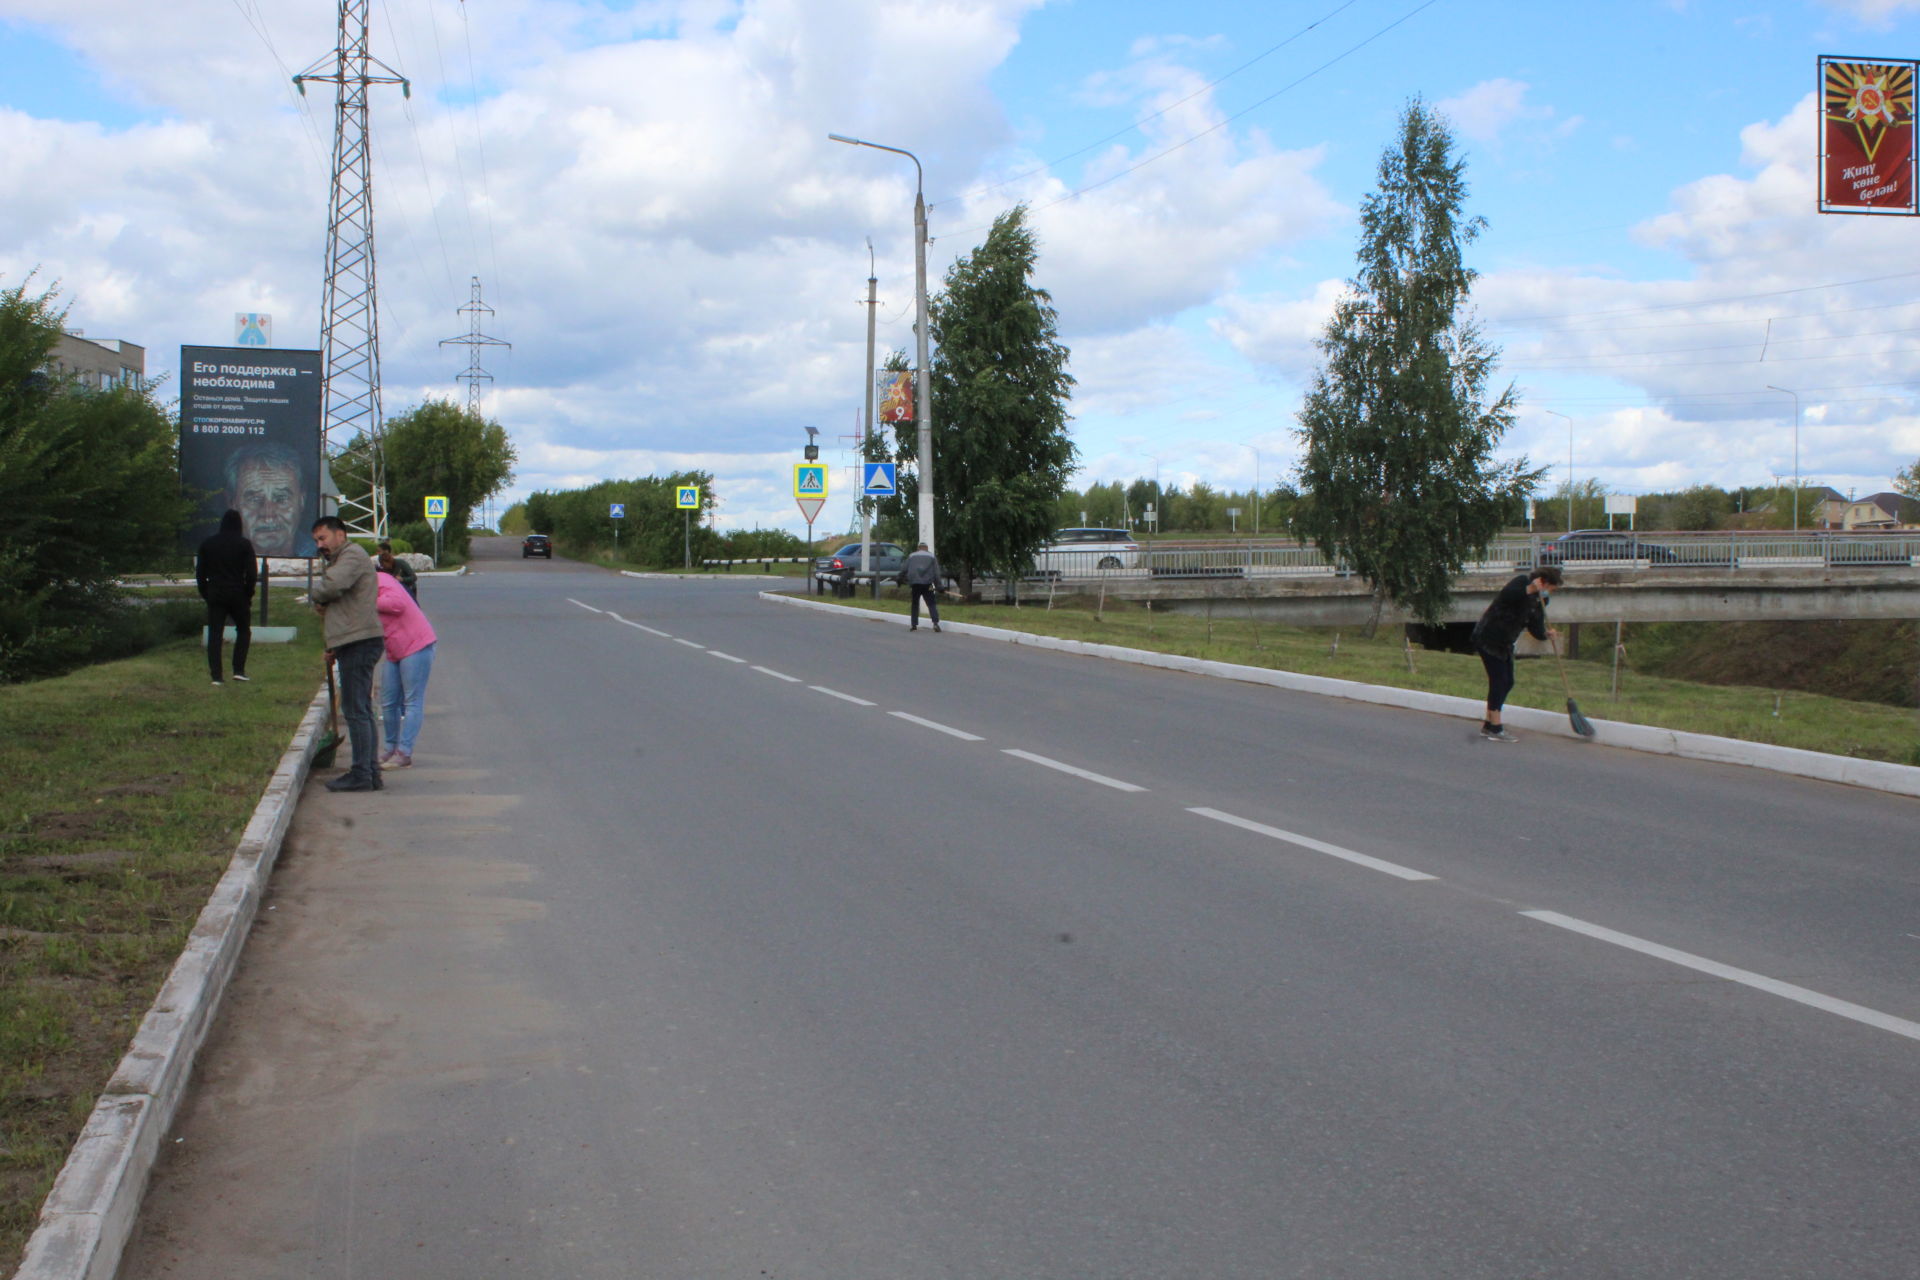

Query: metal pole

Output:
[1766, 386, 1800, 532]
[860, 243, 877, 578]
[684, 509, 690, 570]
[1241, 443, 1260, 540]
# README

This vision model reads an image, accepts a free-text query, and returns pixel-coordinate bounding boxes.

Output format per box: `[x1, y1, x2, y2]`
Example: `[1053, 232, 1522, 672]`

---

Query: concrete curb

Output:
[762, 592, 1920, 800]
[13, 687, 331, 1280]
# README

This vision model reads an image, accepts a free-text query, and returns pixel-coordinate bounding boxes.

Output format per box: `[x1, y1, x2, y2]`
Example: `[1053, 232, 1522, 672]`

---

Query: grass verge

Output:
[823, 591, 1920, 765]
[0, 589, 325, 1270]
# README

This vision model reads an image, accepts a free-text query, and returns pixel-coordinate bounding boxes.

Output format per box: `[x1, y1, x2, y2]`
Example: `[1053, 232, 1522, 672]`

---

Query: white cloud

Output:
[1435, 78, 1577, 149]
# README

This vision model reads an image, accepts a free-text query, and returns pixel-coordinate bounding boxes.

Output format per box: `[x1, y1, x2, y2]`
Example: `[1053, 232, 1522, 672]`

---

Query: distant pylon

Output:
[295, 0, 408, 540]
[440, 277, 510, 421]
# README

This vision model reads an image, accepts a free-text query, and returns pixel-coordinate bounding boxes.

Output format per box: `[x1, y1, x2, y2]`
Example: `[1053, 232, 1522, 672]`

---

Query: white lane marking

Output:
[1522, 910, 1920, 1044]
[674, 638, 706, 650]
[1004, 748, 1146, 793]
[607, 613, 672, 638]
[567, 598, 603, 614]
[811, 685, 875, 706]
[754, 666, 802, 682]
[889, 711, 985, 742]
[1187, 807, 1436, 881]
[708, 651, 747, 663]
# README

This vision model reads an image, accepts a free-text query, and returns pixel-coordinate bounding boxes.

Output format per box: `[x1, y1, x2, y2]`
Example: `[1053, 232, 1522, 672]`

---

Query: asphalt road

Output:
[120, 539, 1920, 1278]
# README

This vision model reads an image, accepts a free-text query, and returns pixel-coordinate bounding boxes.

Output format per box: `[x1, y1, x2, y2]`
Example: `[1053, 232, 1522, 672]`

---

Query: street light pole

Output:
[1241, 443, 1260, 539]
[830, 133, 934, 557]
[1764, 385, 1801, 532]
[1544, 410, 1572, 531]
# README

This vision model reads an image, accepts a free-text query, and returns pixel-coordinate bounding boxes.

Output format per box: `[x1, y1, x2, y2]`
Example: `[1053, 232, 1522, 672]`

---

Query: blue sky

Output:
[5, 0, 1920, 534]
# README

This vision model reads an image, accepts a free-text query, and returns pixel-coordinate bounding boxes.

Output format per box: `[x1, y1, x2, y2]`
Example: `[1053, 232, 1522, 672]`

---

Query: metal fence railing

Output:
[998, 532, 1920, 583]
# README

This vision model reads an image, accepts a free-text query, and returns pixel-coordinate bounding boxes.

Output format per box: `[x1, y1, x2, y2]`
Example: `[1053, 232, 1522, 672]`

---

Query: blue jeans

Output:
[380, 642, 435, 756]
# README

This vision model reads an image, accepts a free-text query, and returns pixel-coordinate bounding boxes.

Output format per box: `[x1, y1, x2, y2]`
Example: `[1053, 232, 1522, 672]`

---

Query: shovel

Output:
[313, 652, 342, 767]
[1547, 631, 1596, 739]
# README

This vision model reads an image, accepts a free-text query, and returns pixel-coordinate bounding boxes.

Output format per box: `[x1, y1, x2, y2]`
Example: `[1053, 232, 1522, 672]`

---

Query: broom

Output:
[313, 652, 342, 767]
[1546, 631, 1596, 739]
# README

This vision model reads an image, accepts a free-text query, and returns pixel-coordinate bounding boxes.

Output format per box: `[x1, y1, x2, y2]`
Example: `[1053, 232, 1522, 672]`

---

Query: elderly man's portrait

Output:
[224, 442, 316, 557]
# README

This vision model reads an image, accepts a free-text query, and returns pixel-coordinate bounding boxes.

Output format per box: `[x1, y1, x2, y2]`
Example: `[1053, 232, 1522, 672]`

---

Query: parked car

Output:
[1537, 529, 1677, 566]
[1032, 527, 1143, 575]
[522, 533, 552, 559]
[813, 541, 907, 585]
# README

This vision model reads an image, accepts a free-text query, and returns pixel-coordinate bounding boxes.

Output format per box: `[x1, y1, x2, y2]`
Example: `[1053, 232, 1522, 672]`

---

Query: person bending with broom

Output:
[1470, 564, 1563, 743]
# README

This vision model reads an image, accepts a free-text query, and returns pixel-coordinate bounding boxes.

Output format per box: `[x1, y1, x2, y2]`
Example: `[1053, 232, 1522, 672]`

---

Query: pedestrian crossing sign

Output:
[794, 464, 827, 498]
[424, 495, 449, 519]
[863, 462, 897, 496]
[675, 487, 699, 510]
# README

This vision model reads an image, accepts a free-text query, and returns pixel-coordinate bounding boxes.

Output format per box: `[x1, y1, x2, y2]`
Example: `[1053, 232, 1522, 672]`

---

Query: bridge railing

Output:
[1005, 533, 1918, 583]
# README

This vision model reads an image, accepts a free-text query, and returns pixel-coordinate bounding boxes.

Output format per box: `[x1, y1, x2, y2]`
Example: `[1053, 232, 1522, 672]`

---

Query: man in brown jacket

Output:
[309, 516, 386, 791]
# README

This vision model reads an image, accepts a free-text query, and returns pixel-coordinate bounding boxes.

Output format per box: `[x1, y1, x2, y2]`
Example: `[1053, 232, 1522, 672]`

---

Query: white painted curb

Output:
[621, 570, 785, 581]
[762, 592, 1920, 800]
[13, 687, 331, 1280]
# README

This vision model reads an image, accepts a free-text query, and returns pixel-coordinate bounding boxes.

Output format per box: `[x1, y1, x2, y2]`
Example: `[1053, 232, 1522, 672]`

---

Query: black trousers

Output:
[910, 583, 940, 627]
[333, 637, 384, 782]
[1478, 646, 1515, 713]
[205, 593, 251, 680]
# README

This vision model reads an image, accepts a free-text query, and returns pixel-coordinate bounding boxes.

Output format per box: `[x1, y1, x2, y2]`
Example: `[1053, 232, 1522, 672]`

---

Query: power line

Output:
[1485, 269, 1920, 328]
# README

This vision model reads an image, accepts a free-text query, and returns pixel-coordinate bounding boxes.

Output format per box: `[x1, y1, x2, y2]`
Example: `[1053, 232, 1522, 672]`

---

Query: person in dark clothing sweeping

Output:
[1470, 564, 1563, 742]
[196, 508, 258, 686]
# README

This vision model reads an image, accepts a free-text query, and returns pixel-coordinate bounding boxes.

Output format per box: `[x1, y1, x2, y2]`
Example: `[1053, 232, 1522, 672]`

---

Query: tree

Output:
[379, 398, 517, 559]
[886, 205, 1076, 594]
[1895, 457, 1920, 500]
[1294, 99, 1542, 630]
[0, 280, 191, 679]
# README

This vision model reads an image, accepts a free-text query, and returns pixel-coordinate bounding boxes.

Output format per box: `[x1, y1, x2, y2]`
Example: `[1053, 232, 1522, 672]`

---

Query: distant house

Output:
[1844, 491, 1920, 529]
[1749, 485, 1849, 528]
[46, 332, 145, 390]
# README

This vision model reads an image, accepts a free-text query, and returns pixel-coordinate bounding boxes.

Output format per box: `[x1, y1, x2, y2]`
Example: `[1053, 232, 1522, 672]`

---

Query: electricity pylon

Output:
[440, 276, 510, 421]
[295, 0, 408, 539]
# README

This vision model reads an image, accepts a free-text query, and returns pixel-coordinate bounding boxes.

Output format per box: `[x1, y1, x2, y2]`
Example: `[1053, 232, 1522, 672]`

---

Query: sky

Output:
[6, 0, 1920, 536]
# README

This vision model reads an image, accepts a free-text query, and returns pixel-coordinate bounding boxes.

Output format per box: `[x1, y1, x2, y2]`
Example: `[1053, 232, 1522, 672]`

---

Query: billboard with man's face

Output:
[179, 346, 322, 557]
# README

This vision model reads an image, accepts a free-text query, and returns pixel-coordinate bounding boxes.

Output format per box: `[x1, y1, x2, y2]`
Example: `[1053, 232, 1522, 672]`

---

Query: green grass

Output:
[0, 589, 325, 1269]
[822, 590, 1920, 764]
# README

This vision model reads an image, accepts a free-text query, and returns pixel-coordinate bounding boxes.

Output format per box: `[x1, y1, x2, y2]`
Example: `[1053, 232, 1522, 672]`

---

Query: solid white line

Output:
[753, 666, 802, 682]
[1187, 807, 1436, 881]
[889, 711, 985, 741]
[707, 650, 747, 663]
[1004, 749, 1145, 792]
[567, 598, 603, 613]
[1521, 910, 1920, 1043]
[673, 638, 706, 650]
[810, 685, 875, 706]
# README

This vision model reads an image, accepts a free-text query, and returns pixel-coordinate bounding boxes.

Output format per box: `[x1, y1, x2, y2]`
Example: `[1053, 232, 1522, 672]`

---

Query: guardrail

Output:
[700, 557, 811, 572]
[995, 533, 1920, 582]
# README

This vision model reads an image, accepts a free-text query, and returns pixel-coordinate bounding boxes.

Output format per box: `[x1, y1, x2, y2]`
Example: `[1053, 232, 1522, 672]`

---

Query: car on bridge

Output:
[1537, 529, 1679, 566]
[1032, 528, 1143, 575]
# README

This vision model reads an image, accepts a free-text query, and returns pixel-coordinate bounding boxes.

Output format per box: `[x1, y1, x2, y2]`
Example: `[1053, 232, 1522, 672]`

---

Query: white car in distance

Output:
[1031, 527, 1144, 576]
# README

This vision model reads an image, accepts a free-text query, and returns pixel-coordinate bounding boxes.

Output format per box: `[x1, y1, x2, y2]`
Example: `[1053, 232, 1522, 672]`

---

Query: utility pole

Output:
[440, 276, 511, 421]
[296, 0, 408, 540]
[859, 241, 877, 579]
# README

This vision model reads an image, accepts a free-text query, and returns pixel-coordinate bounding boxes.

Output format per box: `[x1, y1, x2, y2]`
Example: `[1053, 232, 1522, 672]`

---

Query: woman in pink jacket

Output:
[375, 567, 437, 769]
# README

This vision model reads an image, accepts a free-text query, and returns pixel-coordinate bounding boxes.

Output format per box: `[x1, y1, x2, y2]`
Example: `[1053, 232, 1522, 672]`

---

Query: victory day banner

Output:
[1819, 56, 1918, 214]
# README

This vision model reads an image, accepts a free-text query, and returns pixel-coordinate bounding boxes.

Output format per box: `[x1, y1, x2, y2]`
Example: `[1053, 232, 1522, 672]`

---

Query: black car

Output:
[522, 533, 553, 559]
[1537, 529, 1677, 566]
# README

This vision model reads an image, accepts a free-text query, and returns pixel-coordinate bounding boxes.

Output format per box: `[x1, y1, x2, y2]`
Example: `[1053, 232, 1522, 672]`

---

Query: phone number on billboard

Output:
[192, 424, 269, 435]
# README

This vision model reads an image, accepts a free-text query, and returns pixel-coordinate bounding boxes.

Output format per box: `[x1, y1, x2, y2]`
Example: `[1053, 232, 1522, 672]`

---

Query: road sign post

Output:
[424, 495, 448, 565]
[610, 502, 625, 555]
[675, 486, 700, 569]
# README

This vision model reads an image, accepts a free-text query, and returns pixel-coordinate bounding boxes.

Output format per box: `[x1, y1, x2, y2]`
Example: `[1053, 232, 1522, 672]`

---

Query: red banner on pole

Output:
[1819, 57, 1919, 215]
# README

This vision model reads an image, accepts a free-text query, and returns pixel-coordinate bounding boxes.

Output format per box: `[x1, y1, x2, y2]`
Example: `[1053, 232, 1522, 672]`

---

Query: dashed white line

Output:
[810, 685, 875, 706]
[888, 711, 985, 741]
[754, 666, 802, 682]
[1187, 807, 1436, 881]
[1522, 910, 1920, 1043]
[567, 598, 603, 613]
[1003, 748, 1145, 792]
[708, 651, 747, 663]
[607, 613, 672, 637]
[673, 638, 706, 650]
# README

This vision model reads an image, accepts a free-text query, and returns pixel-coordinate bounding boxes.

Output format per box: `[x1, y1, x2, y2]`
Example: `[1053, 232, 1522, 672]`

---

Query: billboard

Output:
[1819, 57, 1918, 214]
[179, 346, 323, 557]
[875, 368, 914, 424]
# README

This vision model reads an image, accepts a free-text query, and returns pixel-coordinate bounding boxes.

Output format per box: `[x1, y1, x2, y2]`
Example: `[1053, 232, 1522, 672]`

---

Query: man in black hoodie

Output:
[1469, 564, 1563, 742]
[197, 509, 259, 686]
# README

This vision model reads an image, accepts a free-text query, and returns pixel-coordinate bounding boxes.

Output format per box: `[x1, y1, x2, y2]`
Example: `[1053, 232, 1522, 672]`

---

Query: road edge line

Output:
[758, 591, 1920, 799]
[13, 686, 331, 1280]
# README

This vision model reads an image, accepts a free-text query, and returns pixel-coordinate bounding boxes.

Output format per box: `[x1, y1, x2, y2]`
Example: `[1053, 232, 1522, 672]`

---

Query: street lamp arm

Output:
[827, 134, 923, 189]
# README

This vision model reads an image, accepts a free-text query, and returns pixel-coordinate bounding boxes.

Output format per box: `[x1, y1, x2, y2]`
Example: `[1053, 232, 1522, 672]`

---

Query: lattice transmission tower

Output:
[295, 0, 409, 539]
[440, 276, 510, 421]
